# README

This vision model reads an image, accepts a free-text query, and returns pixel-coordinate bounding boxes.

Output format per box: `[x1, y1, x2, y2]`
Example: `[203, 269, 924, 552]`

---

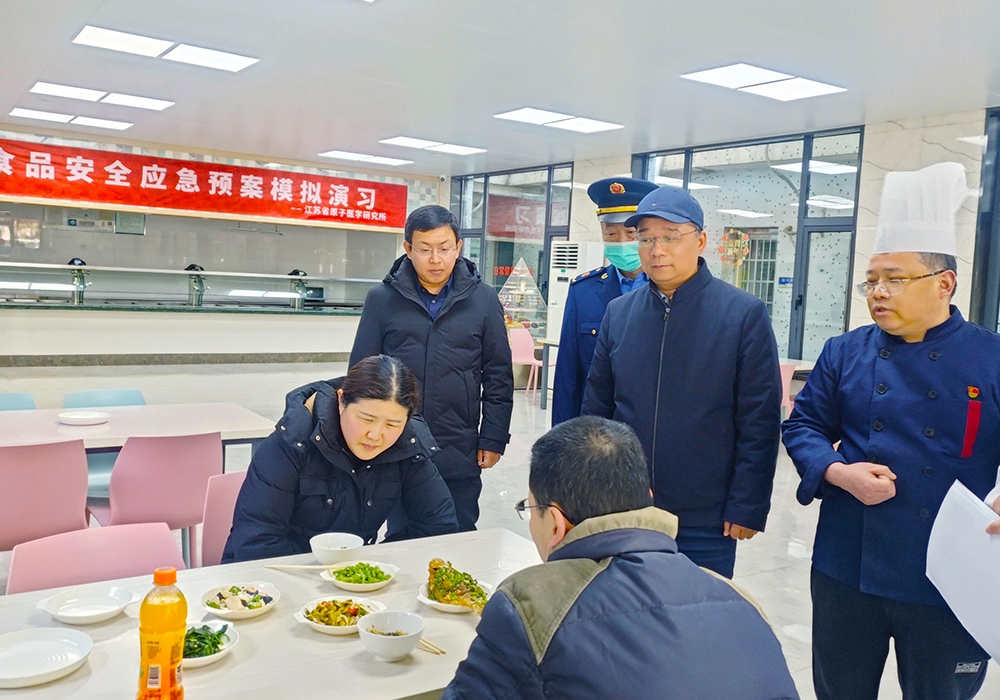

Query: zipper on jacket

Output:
[649, 298, 670, 494]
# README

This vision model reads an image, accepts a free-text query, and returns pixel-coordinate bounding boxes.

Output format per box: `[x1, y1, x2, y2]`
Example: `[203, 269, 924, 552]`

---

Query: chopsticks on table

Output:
[264, 564, 341, 571]
[418, 638, 446, 655]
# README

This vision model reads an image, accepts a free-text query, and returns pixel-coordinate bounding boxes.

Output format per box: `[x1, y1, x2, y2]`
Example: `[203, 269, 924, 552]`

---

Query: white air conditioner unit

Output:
[546, 240, 604, 343]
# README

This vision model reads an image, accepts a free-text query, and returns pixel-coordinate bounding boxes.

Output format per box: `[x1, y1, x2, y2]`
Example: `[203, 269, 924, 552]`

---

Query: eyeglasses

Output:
[410, 246, 458, 258]
[856, 270, 946, 297]
[514, 497, 572, 523]
[636, 228, 699, 249]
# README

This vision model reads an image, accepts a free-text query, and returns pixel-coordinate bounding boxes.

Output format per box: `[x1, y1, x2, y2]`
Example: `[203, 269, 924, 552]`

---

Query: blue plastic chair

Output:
[63, 389, 146, 500]
[63, 389, 146, 409]
[0, 392, 36, 411]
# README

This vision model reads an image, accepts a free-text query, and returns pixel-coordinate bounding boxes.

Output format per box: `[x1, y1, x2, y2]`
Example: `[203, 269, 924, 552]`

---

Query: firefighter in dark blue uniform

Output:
[783, 163, 997, 700]
[551, 177, 657, 424]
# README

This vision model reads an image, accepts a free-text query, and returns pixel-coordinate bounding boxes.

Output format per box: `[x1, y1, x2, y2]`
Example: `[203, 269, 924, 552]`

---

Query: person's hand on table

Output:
[825, 461, 897, 505]
[987, 495, 1000, 535]
[478, 450, 501, 469]
[723, 522, 758, 540]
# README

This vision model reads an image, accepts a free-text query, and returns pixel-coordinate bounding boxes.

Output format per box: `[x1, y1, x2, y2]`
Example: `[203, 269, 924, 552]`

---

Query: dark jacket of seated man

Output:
[222, 379, 458, 563]
[442, 505, 799, 700]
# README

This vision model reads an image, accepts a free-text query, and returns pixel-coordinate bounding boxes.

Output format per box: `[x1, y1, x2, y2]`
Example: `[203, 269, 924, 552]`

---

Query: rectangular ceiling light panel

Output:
[71, 116, 133, 130]
[543, 117, 623, 133]
[493, 107, 574, 124]
[379, 137, 442, 149]
[9, 108, 74, 123]
[161, 44, 259, 72]
[739, 77, 846, 101]
[101, 93, 175, 110]
[424, 144, 487, 155]
[30, 81, 105, 101]
[73, 26, 173, 57]
[680, 63, 793, 89]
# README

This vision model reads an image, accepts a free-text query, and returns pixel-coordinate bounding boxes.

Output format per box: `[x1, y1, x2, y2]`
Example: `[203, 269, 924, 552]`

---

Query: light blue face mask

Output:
[604, 241, 641, 272]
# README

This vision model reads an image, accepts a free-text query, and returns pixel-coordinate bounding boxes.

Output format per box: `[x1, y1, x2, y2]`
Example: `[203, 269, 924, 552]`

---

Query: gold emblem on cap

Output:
[609, 182, 625, 194]
[601, 273, 608, 279]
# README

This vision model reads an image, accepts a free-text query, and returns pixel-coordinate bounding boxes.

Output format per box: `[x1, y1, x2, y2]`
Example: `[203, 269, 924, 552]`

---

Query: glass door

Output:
[790, 226, 855, 360]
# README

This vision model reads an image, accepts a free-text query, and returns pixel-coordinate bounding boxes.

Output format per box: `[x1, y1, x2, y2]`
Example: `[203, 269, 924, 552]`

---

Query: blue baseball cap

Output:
[624, 186, 705, 230]
[587, 177, 658, 224]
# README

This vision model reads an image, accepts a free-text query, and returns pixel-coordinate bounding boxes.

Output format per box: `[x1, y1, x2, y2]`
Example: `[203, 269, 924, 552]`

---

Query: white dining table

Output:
[0, 528, 540, 700]
[0, 403, 275, 455]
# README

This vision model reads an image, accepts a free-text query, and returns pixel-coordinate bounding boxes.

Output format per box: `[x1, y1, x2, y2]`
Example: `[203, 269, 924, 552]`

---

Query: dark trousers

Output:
[811, 567, 989, 700]
[386, 475, 482, 537]
[443, 476, 482, 532]
[673, 525, 738, 578]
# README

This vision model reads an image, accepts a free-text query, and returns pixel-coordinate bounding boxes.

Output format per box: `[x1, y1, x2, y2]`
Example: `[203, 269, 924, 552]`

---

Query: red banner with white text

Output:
[0, 138, 408, 228]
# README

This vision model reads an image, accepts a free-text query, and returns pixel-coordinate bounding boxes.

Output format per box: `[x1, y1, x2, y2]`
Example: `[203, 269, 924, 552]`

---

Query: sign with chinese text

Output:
[0, 138, 408, 228]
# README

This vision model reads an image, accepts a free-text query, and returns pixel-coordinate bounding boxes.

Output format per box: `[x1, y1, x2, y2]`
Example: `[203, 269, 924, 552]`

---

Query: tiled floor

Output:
[1, 363, 997, 698]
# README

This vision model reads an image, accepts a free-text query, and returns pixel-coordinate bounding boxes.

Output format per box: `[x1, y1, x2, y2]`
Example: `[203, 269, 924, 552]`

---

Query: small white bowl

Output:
[201, 582, 280, 620]
[310, 532, 364, 565]
[182, 620, 239, 669]
[417, 581, 494, 614]
[44, 586, 134, 625]
[295, 596, 385, 636]
[319, 561, 399, 593]
[57, 411, 110, 426]
[358, 611, 424, 662]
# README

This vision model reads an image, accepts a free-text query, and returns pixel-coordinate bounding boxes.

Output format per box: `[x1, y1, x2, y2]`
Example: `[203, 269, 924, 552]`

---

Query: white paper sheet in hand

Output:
[926, 480, 1000, 659]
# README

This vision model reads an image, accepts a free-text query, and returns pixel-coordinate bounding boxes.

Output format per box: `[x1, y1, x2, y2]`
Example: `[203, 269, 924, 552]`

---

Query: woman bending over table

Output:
[223, 355, 459, 563]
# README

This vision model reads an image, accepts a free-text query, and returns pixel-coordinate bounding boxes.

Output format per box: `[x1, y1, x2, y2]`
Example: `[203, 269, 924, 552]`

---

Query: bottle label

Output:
[138, 631, 184, 700]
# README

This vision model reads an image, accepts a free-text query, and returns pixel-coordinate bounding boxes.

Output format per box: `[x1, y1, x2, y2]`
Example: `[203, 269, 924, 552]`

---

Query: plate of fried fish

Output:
[417, 558, 492, 614]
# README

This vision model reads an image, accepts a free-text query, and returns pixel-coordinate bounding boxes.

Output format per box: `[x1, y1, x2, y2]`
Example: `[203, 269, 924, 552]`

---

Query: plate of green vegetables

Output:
[320, 561, 399, 592]
[182, 620, 238, 668]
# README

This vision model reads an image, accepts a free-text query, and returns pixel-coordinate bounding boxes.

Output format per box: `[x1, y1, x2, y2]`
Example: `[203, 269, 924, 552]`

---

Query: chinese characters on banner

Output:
[0, 138, 408, 228]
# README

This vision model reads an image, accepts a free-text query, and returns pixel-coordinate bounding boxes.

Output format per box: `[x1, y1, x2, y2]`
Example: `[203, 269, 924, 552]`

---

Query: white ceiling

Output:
[2, 0, 1000, 178]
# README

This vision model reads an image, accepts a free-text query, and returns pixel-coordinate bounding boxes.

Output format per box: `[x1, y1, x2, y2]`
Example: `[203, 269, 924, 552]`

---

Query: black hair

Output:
[528, 416, 653, 525]
[404, 205, 459, 245]
[917, 252, 958, 298]
[341, 355, 420, 415]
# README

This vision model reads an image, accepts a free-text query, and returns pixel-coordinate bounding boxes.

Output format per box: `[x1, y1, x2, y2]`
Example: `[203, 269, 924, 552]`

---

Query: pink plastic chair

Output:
[200, 471, 247, 567]
[0, 440, 88, 551]
[780, 363, 797, 418]
[6, 523, 185, 594]
[510, 328, 554, 404]
[86, 432, 223, 568]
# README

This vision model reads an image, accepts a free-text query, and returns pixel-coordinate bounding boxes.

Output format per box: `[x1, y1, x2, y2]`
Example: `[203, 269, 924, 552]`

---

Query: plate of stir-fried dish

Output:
[295, 596, 385, 635]
[417, 558, 492, 614]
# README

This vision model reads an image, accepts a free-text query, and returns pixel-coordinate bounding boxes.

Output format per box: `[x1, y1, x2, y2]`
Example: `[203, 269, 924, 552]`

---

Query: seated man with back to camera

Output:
[442, 416, 799, 700]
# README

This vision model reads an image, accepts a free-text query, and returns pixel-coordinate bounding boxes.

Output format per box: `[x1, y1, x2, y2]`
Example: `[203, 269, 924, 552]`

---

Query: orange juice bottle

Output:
[137, 567, 187, 700]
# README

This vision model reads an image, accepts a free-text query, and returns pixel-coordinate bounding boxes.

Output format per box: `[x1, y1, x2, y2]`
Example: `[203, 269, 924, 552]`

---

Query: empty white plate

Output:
[57, 411, 111, 426]
[0, 628, 93, 688]
[44, 587, 134, 625]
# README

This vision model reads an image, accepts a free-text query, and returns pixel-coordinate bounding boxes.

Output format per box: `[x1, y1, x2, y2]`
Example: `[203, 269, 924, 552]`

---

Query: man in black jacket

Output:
[582, 186, 781, 578]
[350, 205, 514, 530]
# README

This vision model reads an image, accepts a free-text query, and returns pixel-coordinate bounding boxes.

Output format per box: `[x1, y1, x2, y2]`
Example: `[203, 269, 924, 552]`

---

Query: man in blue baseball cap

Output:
[582, 185, 782, 578]
[551, 177, 658, 425]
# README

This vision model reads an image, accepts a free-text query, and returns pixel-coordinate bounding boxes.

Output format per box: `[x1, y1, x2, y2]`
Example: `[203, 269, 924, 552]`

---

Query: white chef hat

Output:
[872, 162, 971, 256]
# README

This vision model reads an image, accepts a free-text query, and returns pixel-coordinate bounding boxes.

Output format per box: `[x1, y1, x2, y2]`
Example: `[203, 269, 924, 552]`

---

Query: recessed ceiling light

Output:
[680, 63, 793, 89]
[379, 136, 443, 149]
[9, 107, 74, 123]
[772, 160, 858, 175]
[364, 156, 414, 166]
[71, 116, 133, 130]
[654, 176, 720, 190]
[72, 25, 173, 57]
[161, 44, 259, 72]
[717, 208, 772, 218]
[494, 107, 574, 125]
[739, 77, 846, 101]
[957, 135, 988, 147]
[805, 195, 856, 209]
[101, 93, 174, 111]
[424, 144, 487, 155]
[544, 117, 624, 133]
[318, 150, 372, 161]
[317, 150, 412, 166]
[30, 81, 106, 102]
[228, 289, 265, 298]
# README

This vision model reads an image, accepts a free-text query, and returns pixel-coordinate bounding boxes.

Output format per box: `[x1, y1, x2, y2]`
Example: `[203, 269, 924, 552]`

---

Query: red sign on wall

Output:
[0, 138, 408, 228]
